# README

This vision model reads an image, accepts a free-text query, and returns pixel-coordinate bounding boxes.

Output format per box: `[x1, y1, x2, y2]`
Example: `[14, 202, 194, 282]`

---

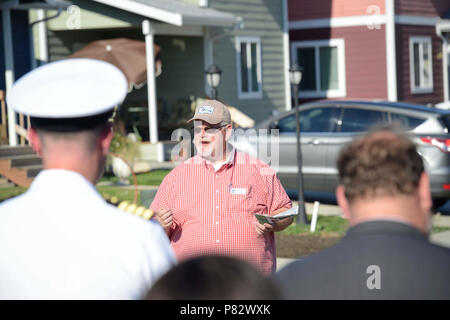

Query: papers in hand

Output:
[255, 206, 298, 225]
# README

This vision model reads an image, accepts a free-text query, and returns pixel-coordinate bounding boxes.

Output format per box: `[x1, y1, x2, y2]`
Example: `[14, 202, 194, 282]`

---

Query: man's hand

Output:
[254, 207, 294, 236]
[154, 209, 173, 232]
[254, 220, 274, 236]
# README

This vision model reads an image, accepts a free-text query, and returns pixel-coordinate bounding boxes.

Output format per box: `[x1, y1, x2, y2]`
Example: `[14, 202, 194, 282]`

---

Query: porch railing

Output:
[0, 90, 30, 145]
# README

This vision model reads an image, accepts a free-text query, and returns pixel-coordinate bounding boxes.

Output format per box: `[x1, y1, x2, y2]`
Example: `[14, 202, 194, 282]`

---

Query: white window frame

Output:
[409, 36, 434, 94]
[235, 36, 263, 99]
[291, 39, 346, 98]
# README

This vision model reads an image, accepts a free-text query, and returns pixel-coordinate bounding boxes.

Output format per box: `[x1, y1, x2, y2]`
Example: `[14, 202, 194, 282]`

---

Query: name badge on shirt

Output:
[230, 187, 247, 195]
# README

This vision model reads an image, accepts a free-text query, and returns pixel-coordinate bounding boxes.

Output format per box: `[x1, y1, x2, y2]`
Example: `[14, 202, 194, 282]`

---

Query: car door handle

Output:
[307, 139, 321, 145]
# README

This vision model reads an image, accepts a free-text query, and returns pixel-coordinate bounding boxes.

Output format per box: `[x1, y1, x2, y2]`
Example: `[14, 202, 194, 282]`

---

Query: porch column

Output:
[37, 9, 49, 66]
[142, 20, 159, 144]
[282, 0, 292, 111]
[1, 1, 18, 146]
[443, 40, 449, 102]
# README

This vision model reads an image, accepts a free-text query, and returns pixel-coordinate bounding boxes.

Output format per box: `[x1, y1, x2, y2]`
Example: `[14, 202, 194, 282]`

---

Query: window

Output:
[236, 37, 262, 99]
[339, 108, 387, 133]
[291, 39, 346, 98]
[440, 115, 450, 132]
[390, 113, 425, 131]
[278, 107, 340, 133]
[409, 37, 433, 94]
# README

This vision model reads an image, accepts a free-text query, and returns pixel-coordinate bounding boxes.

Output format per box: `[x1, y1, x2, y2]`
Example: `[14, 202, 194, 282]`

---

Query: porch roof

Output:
[12, 0, 72, 10]
[93, 0, 241, 27]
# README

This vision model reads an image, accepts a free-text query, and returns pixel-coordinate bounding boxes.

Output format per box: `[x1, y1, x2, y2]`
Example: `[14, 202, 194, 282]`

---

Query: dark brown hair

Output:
[337, 127, 424, 201]
[146, 255, 279, 300]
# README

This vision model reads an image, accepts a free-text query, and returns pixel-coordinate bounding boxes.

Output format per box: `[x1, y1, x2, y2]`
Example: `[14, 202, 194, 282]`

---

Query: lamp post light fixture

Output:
[205, 64, 222, 100]
[289, 64, 308, 225]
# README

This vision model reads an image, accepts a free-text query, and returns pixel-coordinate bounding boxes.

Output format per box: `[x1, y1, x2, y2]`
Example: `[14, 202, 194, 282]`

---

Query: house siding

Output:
[290, 26, 387, 101]
[395, 0, 450, 17]
[396, 25, 444, 105]
[288, 0, 385, 21]
[209, 0, 286, 123]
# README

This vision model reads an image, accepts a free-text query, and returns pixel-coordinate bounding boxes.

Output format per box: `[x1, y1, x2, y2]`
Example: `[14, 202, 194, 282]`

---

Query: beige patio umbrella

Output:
[68, 38, 161, 91]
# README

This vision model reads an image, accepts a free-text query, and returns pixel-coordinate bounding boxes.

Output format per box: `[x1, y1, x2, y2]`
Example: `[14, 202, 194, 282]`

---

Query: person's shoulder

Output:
[0, 192, 28, 219]
[101, 202, 162, 236]
[419, 238, 450, 260]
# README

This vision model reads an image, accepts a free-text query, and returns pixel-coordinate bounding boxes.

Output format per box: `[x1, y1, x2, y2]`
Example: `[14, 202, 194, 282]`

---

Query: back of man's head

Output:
[337, 128, 424, 201]
[146, 255, 279, 300]
[30, 111, 114, 153]
[336, 127, 432, 233]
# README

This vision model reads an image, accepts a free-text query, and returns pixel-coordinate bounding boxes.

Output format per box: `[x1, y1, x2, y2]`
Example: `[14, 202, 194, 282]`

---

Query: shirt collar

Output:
[212, 147, 236, 172]
[29, 169, 103, 201]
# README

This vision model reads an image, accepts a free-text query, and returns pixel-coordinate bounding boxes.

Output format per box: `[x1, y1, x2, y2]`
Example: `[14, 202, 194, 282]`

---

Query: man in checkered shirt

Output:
[151, 100, 293, 275]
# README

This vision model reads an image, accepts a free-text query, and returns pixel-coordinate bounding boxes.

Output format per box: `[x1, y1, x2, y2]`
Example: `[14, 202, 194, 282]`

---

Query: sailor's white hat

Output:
[6, 58, 127, 118]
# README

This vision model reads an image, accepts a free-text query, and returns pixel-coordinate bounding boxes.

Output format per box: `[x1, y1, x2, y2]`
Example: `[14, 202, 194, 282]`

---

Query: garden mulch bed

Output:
[275, 234, 342, 258]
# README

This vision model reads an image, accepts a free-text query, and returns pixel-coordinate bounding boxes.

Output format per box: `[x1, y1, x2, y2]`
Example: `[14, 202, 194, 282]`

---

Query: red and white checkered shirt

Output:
[150, 150, 292, 275]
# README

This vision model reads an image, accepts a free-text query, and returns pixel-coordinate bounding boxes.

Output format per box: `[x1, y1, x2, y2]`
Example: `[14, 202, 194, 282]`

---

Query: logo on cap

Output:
[199, 106, 214, 114]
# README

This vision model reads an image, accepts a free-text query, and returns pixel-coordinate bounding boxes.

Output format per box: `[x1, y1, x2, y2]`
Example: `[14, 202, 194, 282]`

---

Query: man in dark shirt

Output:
[274, 128, 450, 299]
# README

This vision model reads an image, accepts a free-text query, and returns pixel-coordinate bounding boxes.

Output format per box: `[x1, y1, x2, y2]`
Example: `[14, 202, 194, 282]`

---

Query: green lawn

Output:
[281, 215, 349, 236]
[282, 215, 450, 236]
[99, 169, 170, 186]
[0, 187, 28, 202]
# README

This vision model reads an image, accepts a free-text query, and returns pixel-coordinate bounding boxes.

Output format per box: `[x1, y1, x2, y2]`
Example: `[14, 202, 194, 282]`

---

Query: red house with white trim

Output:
[288, 0, 450, 106]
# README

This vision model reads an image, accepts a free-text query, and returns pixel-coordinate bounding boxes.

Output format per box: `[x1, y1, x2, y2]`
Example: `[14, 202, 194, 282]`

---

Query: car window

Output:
[390, 113, 426, 130]
[340, 108, 387, 132]
[278, 107, 340, 133]
[439, 114, 450, 132]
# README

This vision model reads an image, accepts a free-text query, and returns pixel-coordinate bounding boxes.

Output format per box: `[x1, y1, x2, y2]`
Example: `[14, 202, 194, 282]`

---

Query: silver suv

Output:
[230, 100, 450, 209]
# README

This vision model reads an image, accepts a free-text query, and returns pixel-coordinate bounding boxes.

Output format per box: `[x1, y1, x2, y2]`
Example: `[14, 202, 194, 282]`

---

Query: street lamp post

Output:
[289, 64, 308, 225]
[205, 64, 222, 100]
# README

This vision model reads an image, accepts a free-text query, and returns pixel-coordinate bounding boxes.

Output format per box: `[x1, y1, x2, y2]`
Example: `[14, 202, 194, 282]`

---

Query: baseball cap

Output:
[6, 58, 128, 131]
[188, 100, 231, 125]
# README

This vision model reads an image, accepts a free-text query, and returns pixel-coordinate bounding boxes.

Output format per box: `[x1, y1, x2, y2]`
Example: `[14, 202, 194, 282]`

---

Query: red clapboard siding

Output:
[396, 25, 444, 105]
[289, 0, 385, 21]
[290, 26, 388, 100]
[395, 0, 450, 17]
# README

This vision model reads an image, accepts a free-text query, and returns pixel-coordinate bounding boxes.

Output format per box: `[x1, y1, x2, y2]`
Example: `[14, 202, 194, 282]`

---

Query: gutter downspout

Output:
[436, 23, 449, 102]
[385, 0, 398, 101]
[29, 8, 63, 69]
[282, 0, 291, 111]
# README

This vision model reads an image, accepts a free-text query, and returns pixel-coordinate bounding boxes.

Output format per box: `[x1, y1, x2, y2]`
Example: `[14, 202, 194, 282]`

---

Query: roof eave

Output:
[94, 0, 183, 26]
[93, 0, 240, 28]
[436, 18, 450, 35]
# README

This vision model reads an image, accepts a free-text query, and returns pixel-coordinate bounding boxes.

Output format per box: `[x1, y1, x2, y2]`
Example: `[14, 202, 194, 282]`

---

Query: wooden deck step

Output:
[0, 146, 35, 157]
[0, 146, 42, 186]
